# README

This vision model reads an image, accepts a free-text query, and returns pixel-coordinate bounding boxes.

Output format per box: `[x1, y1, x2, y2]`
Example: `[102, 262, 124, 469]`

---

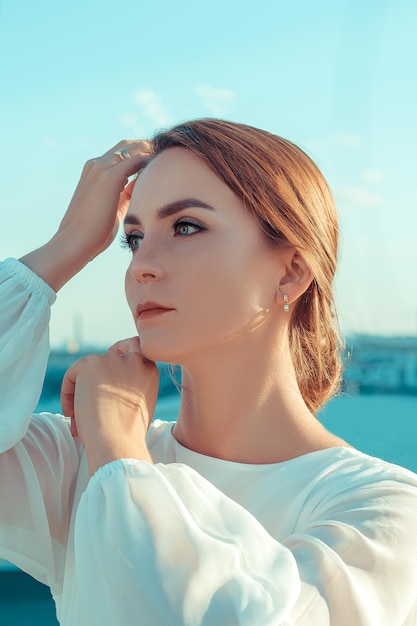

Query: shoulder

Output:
[147, 418, 175, 443]
[294, 447, 417, 528]
[313, 446, 417, 490]
[285, 449, 417, 624]
[146, 419, 177, 463]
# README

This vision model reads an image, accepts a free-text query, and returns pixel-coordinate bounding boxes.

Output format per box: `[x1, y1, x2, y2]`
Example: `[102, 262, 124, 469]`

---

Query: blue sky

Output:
[1, 0, 416, 347]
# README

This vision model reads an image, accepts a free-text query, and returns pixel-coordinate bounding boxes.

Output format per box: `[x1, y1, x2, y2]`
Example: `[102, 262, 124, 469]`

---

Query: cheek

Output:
[187, 259, 271, 332]
[124, 272, 136, 315]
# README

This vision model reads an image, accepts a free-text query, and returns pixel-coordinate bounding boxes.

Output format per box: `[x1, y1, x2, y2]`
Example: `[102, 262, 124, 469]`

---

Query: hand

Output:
[61, 337, 159, 475]
[20, 140, 152, 291]
[58, 140, 152, 261]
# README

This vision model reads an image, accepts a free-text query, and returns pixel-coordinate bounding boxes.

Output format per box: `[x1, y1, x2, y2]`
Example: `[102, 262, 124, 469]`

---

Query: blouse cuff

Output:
[3, 258, 57, 305]
[89, 458, 153, 484]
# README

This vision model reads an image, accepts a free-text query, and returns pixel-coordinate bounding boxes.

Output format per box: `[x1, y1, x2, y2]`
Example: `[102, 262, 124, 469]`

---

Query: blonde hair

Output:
[151, 119, 342, 413]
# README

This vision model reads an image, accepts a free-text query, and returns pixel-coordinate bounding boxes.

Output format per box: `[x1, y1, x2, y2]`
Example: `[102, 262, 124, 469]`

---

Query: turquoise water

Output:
[153, 392, 417, 473]
[0, 571, 58, 625]
[319, 394, 417, 472]
[38, 392, 417, 473]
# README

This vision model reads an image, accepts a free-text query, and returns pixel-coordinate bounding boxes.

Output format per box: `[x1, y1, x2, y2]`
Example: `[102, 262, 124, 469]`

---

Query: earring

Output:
[283, 294, 289, 312]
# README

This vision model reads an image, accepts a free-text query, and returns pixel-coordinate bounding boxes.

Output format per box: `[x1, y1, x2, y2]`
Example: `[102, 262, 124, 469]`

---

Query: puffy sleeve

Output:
[0, 257, 55, 451]
[75, 460, 300, 626]
[284, 463, 417, 625]
[0, 258, 80, 592]
[74, 456, 417, 626]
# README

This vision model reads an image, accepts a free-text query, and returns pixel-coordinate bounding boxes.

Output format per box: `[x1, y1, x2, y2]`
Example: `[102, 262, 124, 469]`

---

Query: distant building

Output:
[343, 336, 417, 396]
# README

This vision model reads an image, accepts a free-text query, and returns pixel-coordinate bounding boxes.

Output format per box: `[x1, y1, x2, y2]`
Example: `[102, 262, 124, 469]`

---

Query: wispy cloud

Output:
[41, 136, 58, 150]
[334, 132, 362, 148]
[337, 184, 382, 209]
[196, 84, 235, 116]
[133, 90, 173, 128]
[118, 113, 146, 137]
[361, 168, 383, 184]
[308, 131, 363, 156]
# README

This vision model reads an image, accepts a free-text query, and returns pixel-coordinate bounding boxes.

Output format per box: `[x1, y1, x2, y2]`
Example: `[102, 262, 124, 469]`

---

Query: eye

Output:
[120, 231, 143, 251]
[173, 219, 205, 236]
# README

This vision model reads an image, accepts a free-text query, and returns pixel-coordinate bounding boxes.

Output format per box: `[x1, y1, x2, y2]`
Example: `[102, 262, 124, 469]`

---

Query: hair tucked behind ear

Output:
[151, 118, 343, 413]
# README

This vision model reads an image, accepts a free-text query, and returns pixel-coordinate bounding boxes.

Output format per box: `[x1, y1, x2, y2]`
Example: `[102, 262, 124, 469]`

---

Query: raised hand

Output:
[20, 140, 152, 291]
[61, 336, 159, 476]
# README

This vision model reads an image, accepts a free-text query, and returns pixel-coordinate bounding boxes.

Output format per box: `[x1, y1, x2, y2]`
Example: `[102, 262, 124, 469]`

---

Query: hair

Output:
[150, 118, 343, 413]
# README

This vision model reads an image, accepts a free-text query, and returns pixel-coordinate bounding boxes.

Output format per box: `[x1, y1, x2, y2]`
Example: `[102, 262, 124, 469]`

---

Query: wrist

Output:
[20, 230, 91, 292]
[85, 435, 153, 477]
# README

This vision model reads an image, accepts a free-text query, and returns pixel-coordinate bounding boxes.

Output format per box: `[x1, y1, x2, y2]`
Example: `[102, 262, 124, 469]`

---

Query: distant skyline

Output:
[1, 0, 416, 347]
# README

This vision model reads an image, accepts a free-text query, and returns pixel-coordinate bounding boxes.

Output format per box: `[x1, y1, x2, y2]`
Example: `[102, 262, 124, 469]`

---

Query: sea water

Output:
[154, 392, 417, 472]
[37, 391, 417, 473]
[319, 393, 417, 472]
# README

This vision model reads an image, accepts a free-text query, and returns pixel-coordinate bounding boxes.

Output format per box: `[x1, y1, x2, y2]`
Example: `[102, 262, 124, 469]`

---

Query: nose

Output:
[126, 238, 165, 283]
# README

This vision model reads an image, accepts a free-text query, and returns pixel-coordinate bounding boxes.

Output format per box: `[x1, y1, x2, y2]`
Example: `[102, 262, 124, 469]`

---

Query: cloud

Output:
[307, 131, 363, 155]
[334, 132, 362, 148]
[337, 184, 382, 209]
[119, 113, 138, 127]
[361, 168, 383, 184]
[133, 90, 173, 128]
[196, 84, 235, 116]
[118, 113, 146, 137]
[41, 136, 58, 150]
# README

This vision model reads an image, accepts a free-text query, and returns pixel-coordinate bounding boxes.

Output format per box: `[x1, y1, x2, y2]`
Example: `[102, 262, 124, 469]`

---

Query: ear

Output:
[277, 249, 313, 307]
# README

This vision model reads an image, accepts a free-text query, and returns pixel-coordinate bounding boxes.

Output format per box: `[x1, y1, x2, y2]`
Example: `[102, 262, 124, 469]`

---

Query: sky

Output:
[0, 0, 416, 348]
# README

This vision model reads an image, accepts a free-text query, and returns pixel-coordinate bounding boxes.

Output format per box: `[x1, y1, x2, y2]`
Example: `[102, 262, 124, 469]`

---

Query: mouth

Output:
[136, 302, 175, 320]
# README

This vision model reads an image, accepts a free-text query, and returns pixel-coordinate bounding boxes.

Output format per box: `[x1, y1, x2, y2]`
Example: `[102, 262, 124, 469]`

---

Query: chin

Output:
[138, 336, 182, 365]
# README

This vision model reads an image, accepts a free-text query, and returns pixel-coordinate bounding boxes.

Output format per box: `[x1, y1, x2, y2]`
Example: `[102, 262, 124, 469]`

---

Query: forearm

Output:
[19, 230, 91, 292]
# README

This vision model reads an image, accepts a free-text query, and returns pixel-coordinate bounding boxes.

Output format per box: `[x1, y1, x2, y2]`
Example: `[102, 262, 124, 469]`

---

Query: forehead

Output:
[128, 147, 239, 213]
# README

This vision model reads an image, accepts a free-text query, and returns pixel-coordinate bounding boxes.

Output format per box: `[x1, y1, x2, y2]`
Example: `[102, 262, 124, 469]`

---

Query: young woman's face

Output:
[124, 147, 285, 364]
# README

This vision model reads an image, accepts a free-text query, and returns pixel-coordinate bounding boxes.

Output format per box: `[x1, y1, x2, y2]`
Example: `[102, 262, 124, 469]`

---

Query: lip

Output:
[135, 302, 175, 319]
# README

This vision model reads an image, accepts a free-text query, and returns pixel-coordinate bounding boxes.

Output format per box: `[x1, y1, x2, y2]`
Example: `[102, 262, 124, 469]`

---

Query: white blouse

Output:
[1, 257, 417, 626]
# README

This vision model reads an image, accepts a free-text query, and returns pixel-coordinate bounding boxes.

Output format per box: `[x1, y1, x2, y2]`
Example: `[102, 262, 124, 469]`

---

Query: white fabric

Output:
[1, 257, 417, 626]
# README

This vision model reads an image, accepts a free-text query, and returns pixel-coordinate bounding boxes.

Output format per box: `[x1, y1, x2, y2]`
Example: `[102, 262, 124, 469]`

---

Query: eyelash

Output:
[120, 218, 206, 252]
[119, 232, 142, 251]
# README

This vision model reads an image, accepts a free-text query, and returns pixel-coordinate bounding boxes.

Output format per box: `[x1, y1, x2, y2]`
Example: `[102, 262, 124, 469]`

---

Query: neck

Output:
[172, 325, 344, 464]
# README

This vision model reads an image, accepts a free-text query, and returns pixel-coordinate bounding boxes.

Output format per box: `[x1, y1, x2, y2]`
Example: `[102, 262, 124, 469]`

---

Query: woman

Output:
[1, 119, 416, 625]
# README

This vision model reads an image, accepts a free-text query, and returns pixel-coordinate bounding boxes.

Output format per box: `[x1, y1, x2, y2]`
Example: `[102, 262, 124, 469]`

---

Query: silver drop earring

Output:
[283, 294, 289, 312]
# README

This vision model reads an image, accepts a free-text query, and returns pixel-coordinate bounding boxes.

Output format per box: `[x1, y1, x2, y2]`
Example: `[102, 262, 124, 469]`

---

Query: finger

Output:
[105, 140, 153, 171]
[60, 360, 80, 419]
[70, 416, 79, 438]
[107, 337, 154, 365]
[108, 336, 142, 356]
[103, 139, 152, 159]
[111, 151, 151, 182]
[85, 141, 152, 190]
[122, 178, 137, 201]
[118, 178, 138, 216]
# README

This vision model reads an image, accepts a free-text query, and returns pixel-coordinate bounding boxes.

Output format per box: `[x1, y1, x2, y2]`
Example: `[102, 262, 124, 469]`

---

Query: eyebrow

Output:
[124, 198, 215, 226]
